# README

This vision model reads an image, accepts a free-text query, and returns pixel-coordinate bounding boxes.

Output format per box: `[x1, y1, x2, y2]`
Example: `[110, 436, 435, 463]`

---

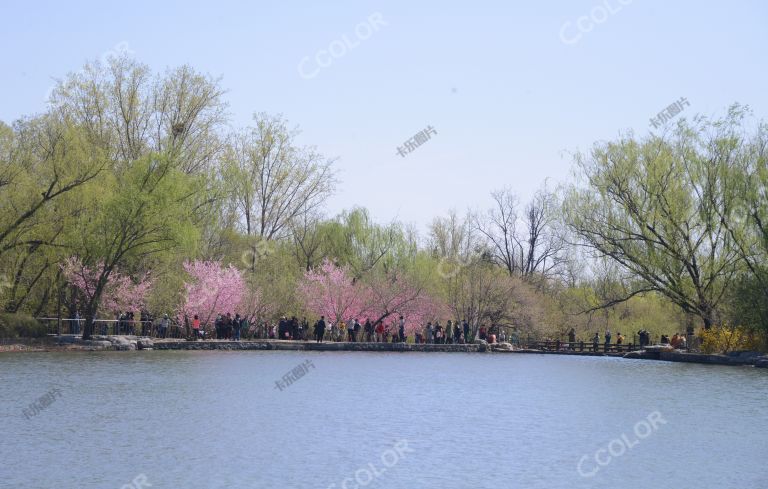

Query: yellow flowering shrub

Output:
[700, 325, 762, 354]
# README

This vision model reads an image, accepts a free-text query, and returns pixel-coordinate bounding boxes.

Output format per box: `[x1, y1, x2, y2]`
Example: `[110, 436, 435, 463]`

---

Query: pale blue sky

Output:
[1, 0, 766, 230]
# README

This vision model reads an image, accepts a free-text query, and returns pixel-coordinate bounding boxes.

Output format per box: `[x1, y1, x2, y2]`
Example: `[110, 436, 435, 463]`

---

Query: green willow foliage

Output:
[0, 53, 765, 347]
[566, 105, 768, 337]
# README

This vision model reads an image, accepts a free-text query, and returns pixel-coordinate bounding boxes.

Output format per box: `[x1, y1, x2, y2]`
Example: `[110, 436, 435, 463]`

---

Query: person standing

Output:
[192, 314, 201, 339]
[375, 321, 384, 342]
[222, 313, 232, 340]
[73, 311, 81, 335]
[364, 319, 373, 342]
[332, 321, 340, 342]
[347, 319, 355, 342]
[290, 316, 299, 341]
[159, 314, 170, 338]
[353, 319, 361, 342]
[398, 316, 406, 343]
[233, 314, 242, 341]
[592, 332, 600, 352]
[426, 322, 434, 343]
[297, 317, 304, 341]
[463, 319, 470, 342]
[604, 329, 612, 352]
[314, 316, 326, 343]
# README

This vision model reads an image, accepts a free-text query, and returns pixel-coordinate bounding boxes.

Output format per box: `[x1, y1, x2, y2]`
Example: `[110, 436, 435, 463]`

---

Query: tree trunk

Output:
[82, 313, 94, 340]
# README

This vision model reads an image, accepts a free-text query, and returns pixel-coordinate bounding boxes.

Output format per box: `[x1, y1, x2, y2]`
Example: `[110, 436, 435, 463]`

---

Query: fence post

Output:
[56, 291, 61, 336]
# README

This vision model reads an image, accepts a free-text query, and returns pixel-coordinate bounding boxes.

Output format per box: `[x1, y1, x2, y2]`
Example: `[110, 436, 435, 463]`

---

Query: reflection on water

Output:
[1, 352, 767, 489]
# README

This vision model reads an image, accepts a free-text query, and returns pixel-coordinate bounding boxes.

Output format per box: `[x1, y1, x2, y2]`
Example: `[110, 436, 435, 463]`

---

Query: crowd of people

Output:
[576, 328, 689, 352]
[68, 311, 693, 351]
[181, 313, 514, 345]
[661, 332, 688, 349]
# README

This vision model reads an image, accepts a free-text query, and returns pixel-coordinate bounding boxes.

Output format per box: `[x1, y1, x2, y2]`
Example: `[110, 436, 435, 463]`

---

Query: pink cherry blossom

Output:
[179, 260, 246, 327]
[60, 256, 152, 316]
[297, 258, 371, 325]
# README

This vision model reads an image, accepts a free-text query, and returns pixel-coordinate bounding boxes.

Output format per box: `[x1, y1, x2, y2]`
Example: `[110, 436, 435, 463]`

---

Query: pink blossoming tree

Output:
[61, 256, 152, 336]
[179, 260, 246, 330]
[297, 259, 449, 338]
[297, 258, 371, 325]
[365, 271, 449, 336]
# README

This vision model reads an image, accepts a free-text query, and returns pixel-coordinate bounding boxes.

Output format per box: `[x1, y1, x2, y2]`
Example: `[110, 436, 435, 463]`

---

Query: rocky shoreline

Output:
[2, 336, 767, 368]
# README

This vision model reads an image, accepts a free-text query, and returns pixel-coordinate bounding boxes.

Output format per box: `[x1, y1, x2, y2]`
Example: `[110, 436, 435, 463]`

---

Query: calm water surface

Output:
[2, 351, 767, 489]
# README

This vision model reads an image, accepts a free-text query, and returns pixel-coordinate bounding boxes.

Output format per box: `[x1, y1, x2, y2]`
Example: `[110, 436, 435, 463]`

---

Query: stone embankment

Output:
[3, 336, 768, 369]
[623, 345, 768, 368]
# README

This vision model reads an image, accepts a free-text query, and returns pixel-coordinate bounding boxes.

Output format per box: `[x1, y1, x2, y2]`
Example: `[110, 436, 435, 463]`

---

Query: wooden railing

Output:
[522, 340, 642, 353]
[36, 318, 186, 338]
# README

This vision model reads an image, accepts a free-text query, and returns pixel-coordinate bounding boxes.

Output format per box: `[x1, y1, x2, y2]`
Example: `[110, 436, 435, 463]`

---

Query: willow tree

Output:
[223, 113, 336, 272]
[714, 111, 768, 333]
[0, 116, 105, 313]
[46, 54, 225, 337]
[565, 108, 751, 329]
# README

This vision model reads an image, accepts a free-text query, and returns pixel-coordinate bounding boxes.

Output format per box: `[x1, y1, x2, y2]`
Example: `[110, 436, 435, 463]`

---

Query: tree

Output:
[43, 55, 225, 338]
[710, 110, 768, 337]
[61, 256, 151, 318]
[297, 258, 369, 325]
[364, 269, 446, 335]
[0, 117, 104, 262]
[223, 113, 336, 243]
[445, 260, 542, 336]
[565, 111, 748, 329]
[290, 207, 325, 272]
[476, 186, 567, 282]
[179, 260, 246, 329]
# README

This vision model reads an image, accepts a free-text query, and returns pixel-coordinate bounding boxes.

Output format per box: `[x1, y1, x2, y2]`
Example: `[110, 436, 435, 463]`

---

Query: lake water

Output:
[2, 351, 767, 489]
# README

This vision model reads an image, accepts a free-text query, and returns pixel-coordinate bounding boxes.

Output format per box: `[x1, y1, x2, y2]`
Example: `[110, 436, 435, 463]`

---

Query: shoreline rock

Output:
[1, 336, 767, 369]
